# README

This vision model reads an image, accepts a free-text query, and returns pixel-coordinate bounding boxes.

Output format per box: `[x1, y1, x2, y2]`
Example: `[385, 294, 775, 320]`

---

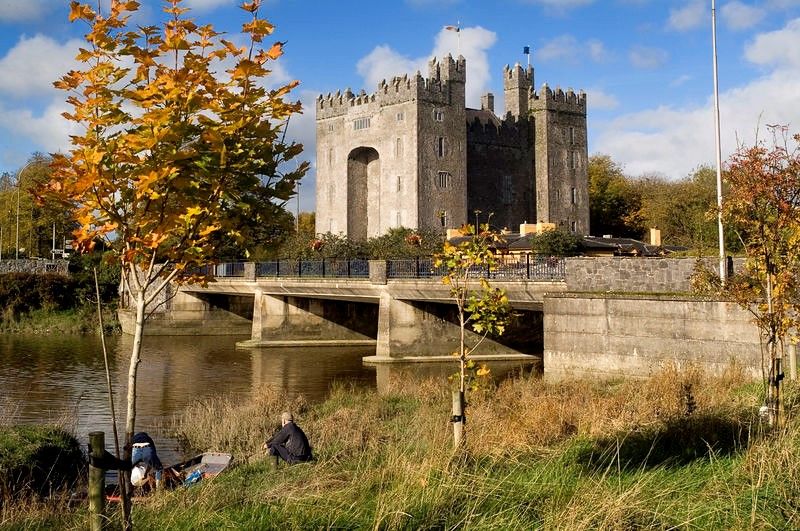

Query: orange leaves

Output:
[69, 1, 94, 23]
[265, 41, 285, 60]
[242, 18, 274, 42]
[240, 0, 261, 13]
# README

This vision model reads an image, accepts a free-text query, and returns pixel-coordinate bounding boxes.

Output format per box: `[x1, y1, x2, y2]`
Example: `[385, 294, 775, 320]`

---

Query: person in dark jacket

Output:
[130, 432, 163, 487]
[263, 412, 312, 464]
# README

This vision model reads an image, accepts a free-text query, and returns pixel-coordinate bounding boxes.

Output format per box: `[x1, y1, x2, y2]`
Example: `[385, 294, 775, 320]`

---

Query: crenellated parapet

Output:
[530, 83, 587, 114]
[467, 113, 530, 147]
[316, 55, 466, 120]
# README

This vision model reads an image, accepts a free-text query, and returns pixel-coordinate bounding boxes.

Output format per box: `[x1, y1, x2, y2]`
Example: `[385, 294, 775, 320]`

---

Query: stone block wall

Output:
[564, 257, 744, 293]
[544, 293, 762, 379]
[0, 259, 68, 275]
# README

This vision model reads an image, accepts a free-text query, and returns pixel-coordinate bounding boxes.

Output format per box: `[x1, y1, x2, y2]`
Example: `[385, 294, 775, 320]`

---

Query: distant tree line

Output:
[588, 154, 741, 253]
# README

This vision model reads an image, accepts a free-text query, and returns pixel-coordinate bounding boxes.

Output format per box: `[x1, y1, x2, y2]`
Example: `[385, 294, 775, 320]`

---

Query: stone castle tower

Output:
[315, 55, 589, 237]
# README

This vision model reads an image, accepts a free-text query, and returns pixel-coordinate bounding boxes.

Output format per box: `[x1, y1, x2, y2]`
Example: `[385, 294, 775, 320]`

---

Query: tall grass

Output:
[7, 365, 800, 529]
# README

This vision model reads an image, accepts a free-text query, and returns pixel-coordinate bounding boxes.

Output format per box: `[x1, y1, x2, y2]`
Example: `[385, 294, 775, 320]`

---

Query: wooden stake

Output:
[88, 431, 106, 531]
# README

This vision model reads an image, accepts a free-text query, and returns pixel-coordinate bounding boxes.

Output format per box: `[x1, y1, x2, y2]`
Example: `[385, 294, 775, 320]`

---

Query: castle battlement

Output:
[503, 63, 532, 89]
[316, 55, 466, 120]
[530, 83, 587, 112]
[467, 113, 530, 147]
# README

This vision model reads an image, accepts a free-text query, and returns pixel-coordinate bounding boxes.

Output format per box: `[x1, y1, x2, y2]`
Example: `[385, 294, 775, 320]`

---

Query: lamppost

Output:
[15, 160, 36, 260]
[711, 0, 726, 283]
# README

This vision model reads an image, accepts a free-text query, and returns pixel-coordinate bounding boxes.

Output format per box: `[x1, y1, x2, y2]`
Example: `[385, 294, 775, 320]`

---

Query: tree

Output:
[719, 128, 800, 429]
[434, 220, 510, 447]
[588, 154, 642, 238]
[695, 128, 800, 428]
[528, 227, 582, 256]
[46, 1, 306, 525]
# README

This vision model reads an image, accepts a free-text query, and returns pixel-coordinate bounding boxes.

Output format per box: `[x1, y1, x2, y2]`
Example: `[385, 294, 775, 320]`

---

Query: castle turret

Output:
[428, 54, 466, 105]
[530, 84, 589, 234]
[503, 63, 532, 119]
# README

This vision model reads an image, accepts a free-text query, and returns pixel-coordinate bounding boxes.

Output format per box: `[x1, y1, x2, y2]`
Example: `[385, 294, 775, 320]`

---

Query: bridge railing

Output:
[255, 258, 370, 278]
[386, 255, 565, 281]
[205, 255, 565, 281]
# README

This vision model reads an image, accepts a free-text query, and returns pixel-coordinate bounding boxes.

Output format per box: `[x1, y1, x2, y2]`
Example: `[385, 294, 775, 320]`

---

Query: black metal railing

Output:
[387, 255, 564, 281]
[206, 255, 565, 281]
[255, 258, 369, 279]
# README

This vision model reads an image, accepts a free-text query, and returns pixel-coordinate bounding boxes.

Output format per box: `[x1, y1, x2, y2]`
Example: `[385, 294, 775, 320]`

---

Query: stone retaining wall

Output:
[0, 259, 69, 275]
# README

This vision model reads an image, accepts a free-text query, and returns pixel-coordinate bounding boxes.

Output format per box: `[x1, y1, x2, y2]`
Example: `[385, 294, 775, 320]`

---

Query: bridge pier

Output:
[369, 291, 536, 363]
[240, 291, 377, 347]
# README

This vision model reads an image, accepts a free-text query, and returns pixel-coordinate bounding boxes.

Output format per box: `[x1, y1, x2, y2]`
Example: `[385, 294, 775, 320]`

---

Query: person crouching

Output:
[262, 412, 312, 464]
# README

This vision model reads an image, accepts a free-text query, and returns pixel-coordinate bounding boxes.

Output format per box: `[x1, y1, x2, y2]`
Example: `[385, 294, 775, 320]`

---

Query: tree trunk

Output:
[88, 431, 105, 531]
[452, 389, 465, 448]
[120, 291, 146, 531]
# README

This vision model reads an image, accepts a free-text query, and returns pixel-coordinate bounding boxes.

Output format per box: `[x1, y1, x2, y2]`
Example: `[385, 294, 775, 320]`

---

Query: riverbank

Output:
[0, 307, 119, 335]
[5, 365, 800, 529]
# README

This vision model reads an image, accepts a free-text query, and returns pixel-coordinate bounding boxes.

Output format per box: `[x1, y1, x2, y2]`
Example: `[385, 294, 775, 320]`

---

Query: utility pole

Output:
[15, 160, 35, 260]
[712, 0, 726, 283]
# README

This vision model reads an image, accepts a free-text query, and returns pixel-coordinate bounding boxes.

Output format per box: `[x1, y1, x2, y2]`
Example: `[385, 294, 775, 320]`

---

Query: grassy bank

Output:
[0, 307, 119, 335]
[5, 365, 800, 529]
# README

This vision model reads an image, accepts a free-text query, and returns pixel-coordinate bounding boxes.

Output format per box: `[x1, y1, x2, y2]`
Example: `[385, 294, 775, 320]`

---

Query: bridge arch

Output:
[347, 146, 380, 240]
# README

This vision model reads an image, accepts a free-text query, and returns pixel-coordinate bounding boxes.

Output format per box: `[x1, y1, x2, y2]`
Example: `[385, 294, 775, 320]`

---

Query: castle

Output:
[315, 55, 589, 238]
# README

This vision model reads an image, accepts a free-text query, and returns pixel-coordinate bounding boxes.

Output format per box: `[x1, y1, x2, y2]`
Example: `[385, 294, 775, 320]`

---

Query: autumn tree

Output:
[47, 0, 306, 524]
[434, 220, 510, 447]
[720, 128, 800, 428]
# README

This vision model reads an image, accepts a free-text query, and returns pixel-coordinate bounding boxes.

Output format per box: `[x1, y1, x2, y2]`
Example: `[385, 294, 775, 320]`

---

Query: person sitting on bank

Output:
[262, 412, 312, 464]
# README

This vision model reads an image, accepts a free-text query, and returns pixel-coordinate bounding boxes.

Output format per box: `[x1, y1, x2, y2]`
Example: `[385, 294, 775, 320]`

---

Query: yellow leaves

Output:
[476, 364, 490, 377]
[265, 41, 284, 60]
[240, 0, 261, 13]
[199, 224, 220, 237]
[242, 18, 274, 42]
[69, 1, 94, 23]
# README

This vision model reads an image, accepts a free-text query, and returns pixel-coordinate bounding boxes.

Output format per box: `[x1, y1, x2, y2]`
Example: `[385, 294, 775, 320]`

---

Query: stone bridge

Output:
[120, 256, 768, 377]
[122, 257, 566, 364]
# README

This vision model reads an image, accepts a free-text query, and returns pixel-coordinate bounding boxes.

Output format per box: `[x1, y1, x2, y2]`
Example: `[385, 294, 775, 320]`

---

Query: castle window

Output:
[556, 190, 561, 201]
[395, 138, 403, 158]
[396, 111, 404, 121]
[354, 117, 371, 130]
[571, 187, 577, 204]
[437, 171, 451, 188]
[396, 211, 402, 227]
[502, 175, 513, 205]
[328, 123, 334, 132]
[437, 137, 445, 158]
[570, 151, 578, 169]
[438, 210, 449, 227]
[328, 182, 335, 201]
[396, 175, 402, 193]
[433, 109, 444, 122]
[328, 148, 333, 167]
[571, 221, 577, 233]
[569, 126, 575, 145]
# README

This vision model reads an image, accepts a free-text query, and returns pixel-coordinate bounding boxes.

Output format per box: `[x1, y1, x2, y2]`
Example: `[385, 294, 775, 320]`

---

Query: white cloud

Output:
[587, 39, 610, 63]
[670, 74, 692, 87]
[629, 45, 668, 69]
[586, 88, 619, 111]
[184, 0, 235, 12]
[0, 35, 82, 98]
[0, 0, 57, 21]
[356, 26, 497, 108]
[595, 19, 800, 181]
[721, 1, 766, 30]
[745, 18, 800, 68]
[535, 35, 609, 64]
[668, 1, 706, 31]
[520, 0, 594, 11]
[537, 35, 579, 63]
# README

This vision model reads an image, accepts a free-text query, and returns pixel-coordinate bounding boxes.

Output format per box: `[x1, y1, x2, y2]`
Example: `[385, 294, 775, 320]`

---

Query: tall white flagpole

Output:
[712, 0, 726, 283]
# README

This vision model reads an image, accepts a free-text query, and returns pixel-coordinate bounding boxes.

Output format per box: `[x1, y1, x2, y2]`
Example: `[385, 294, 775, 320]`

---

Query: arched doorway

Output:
[347, 147, 380, 240]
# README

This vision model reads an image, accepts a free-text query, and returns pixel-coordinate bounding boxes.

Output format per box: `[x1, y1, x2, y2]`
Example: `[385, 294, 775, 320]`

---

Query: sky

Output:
[0, 0, 799, 214]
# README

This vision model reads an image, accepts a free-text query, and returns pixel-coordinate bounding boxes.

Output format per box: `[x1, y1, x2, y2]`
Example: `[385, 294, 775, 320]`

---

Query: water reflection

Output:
[0, 334, 539, 465]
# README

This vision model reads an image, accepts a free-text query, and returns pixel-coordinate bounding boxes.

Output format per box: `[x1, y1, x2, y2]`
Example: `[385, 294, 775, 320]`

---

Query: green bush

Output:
[0, 426, 84, 500]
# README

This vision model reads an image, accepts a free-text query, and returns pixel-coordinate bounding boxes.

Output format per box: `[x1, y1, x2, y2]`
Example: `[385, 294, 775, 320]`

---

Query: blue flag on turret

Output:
[523, 46, 530, 55]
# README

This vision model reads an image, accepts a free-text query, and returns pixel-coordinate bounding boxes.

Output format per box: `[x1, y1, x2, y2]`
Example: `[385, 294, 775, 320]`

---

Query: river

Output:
[0, 334, 538, 465]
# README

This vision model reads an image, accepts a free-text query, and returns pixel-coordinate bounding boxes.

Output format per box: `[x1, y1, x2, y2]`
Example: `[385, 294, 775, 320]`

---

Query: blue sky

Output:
[0, 0, 799, 212]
